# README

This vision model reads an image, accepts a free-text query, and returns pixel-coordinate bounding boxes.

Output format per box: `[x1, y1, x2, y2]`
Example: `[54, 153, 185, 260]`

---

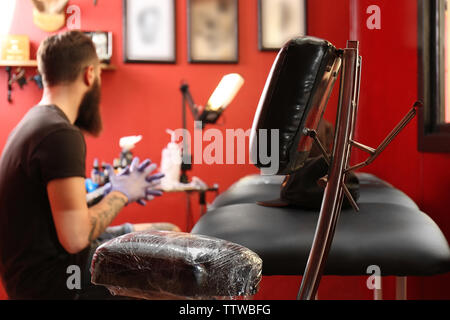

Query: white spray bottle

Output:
[160, 129, 182, 189]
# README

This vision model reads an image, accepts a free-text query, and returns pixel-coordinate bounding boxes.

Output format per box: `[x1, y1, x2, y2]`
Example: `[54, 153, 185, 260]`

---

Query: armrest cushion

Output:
[90, 231, 262, 299]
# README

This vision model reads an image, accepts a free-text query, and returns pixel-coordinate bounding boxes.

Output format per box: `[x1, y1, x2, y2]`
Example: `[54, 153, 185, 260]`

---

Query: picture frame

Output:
[84, 31, 113, 64]
[417, 0, 450, 152]
[258, 0, 307, 51]
[187, 0, 239, 63]
[123, 0, 176, 63]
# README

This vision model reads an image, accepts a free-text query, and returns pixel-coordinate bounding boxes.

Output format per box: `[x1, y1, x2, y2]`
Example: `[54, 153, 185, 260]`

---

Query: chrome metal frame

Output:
[396, 277, 407, 300]
[297, 40, 420, 300]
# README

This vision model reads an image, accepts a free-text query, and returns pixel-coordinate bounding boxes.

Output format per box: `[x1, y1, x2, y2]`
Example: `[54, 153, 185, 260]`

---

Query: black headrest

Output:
[250, 36, 341, 175]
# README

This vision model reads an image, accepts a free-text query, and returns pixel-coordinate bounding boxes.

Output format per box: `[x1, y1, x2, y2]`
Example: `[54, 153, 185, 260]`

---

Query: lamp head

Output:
[205, 73, 244, 112]
[198, 73, 244, 125]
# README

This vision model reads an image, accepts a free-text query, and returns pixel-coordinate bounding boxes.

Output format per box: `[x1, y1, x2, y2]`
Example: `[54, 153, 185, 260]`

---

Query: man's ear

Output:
[83, 65, 95, 87]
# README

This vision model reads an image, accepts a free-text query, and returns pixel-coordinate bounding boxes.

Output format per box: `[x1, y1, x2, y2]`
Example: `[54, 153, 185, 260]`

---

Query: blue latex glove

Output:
[104, 157, 164, 205]
[85, 178, 99, 193]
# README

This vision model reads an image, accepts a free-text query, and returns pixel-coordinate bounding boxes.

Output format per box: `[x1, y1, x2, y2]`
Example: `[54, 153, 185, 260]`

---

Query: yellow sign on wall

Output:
[0, 35, 30, 61]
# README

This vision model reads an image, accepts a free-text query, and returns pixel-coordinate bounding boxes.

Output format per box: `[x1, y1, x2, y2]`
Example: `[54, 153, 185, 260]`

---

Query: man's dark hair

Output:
[37, 30, 98, 86]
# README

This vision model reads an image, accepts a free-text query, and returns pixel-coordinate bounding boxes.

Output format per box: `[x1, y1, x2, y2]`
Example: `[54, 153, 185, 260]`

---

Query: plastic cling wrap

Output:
[90, 231, 262, 300]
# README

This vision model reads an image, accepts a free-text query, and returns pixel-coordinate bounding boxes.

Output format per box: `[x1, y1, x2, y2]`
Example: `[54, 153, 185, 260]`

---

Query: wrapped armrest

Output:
[90, 230, 262, 300]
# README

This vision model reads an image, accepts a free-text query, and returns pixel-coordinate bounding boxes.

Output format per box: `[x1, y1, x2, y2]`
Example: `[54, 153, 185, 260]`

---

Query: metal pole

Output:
[396, 277, 407, 300]
[374, 283, 383, 300]
[297, 41, 360, 300]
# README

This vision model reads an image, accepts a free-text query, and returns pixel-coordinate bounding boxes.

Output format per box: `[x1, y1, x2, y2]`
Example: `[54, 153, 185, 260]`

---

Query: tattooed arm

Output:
[86, 191, 128, 243]
[47, 177, 128, 254]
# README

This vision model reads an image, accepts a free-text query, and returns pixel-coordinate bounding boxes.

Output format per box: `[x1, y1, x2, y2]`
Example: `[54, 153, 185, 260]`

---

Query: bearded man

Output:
[0, 31, 167, 300]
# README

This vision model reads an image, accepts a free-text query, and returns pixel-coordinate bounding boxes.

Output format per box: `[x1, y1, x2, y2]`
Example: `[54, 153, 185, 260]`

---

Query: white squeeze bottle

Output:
[160, 129, 182, 189]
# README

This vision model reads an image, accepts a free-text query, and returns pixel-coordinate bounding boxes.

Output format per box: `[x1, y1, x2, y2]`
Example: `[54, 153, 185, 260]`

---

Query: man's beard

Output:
[74, 78, 102, 136]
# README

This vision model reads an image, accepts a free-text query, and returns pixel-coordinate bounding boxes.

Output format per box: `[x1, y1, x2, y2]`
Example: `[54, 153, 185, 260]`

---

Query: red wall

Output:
[0, 0, 449, 300]
[347, 0, 450, 299]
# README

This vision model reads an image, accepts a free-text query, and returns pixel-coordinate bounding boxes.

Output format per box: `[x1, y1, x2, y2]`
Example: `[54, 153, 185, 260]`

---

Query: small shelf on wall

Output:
[0, 60, 116, 70]
[0, 60, 38, 67]
[100, 63, 116, 71]
[2, 60, 116, 103]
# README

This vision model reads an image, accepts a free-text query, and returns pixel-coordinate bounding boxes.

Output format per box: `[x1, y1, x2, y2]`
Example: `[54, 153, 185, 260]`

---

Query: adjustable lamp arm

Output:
[180, 83, 200, 121]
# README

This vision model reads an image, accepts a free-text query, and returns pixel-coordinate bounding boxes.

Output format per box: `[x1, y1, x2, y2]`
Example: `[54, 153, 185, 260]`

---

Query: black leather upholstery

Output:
[250, 37, 340, 174]
[192, 174, 450, 276]
[209, 173, 419, 210]
[209, 175, 285, 210]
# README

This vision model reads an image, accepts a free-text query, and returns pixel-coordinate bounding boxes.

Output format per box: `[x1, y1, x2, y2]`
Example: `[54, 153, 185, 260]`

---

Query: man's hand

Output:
[104, 157, 164, 205]
[47, 157, 164, 255]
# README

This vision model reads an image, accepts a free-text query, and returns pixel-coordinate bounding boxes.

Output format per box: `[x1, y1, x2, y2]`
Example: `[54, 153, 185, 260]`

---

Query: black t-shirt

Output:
[0, 105, 90, 299]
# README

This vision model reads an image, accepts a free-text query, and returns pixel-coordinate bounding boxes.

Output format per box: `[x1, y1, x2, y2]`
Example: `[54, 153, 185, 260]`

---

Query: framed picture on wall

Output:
[84, 31, 113, 64]
[417, 0, 450, 152]
[188, 0, 239, 63]
[258, 0, 307, 51]
[123, 0, 176, 63]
